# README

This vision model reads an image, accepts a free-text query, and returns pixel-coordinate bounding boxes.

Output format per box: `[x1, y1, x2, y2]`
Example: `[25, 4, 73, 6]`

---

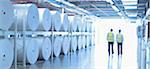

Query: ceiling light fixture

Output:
[118, 12, 123, 16]
[106, 0, 114, 4]
[112, 5, 120, 12]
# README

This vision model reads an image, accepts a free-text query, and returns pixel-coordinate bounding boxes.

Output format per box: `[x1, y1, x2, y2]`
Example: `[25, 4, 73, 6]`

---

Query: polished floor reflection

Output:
[11, 45, 138, 69]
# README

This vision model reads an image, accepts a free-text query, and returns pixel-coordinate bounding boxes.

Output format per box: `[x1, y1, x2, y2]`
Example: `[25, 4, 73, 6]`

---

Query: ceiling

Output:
[66, 0, 148, 20]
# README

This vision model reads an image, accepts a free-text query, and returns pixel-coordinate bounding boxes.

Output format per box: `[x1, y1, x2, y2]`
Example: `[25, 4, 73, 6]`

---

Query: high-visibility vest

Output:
[116, 33, 123, 43]
[107, 32, 114, 42]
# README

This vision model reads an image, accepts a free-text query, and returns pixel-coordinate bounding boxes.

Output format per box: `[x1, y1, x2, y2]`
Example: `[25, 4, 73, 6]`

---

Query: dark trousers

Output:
[117, 43, 123, 55]
[108, 42, 114, 55]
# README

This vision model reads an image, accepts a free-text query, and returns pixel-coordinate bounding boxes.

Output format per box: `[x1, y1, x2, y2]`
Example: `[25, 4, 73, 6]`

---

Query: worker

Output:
[116, 29, 124, 56]
[107, 29, 114, 56]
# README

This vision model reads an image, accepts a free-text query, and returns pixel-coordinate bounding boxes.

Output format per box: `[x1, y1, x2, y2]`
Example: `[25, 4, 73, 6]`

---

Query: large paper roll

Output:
[68, 16, 75, 32]
[86, 36, 90, 47]
[86, 22, 90, 32]
[77, 36, 82, 50]
[71, 36, 77, 52]
[82, 36, 86, 49]
[0, 0, 15, 30]
[37, 37, 51, 60]
[76, 16, 82, 32]
[81, 17, 86, 32]
[52, 11, 61, 31]
[89, 36, 92, 46]
[62, 14, 69, 32]
[10, 4, 39, 31]
[11, 38, 39, 64]
[92, 36, 95, 46]
[54, 36, 63, 57]
[62, 36, 70, 55]
[0, 39, 13, 69]
[37, 8, 52, 31]
[72, 16, 79, 32]
[89, 23, 92, 32]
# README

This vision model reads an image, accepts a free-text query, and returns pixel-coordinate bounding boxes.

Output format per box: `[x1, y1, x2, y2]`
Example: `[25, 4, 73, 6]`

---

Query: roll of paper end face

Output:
[0, 39, 14, 69]
[72, 16, 78, 32]
[76, 16, 82, 32]
[71, 36, 77, 52]
[77, 36, 82, 50]
[62, 14, 69, 32]
[38, 37, 52, 60]
[11, 38, 39, 64]
[10, 4, 39, 31]
[54, 36, 63, 57]
[62, 36, 70, 55]
[52, 11, 61, 32]
[37, 8, 51, 31]
[0, 0, 15, 31]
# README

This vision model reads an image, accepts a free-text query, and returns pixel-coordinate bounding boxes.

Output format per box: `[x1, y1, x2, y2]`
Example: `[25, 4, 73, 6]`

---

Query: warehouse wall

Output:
[94, 19, 139, 68]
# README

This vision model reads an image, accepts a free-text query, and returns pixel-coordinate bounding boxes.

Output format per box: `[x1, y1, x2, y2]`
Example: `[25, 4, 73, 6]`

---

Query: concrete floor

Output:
[11, 45, 138, 69]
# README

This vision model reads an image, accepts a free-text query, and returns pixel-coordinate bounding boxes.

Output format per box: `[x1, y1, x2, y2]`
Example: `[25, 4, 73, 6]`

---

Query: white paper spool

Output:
[77, 36, 82, 50]
[89, 36, 92, 46]
[37, 8, 52, 31]
[0, 39, 13, 69]
[82, 36, 86, 49]
[54, 36, 63, 57]
[71, 36, 77, 52]
[0, 0, 15, 30]
[72, 16, 78, 32]
[52, 11, 61, 31]
[37, 37, 51, 60]
[76, 16, 82, 32]
[62, 14, 69, 32]
[11, 38, 39, 64]
[86, 36, 90, 47]
[86, 22, 90, 32]
[89, 23, 92, 32]
[81, 17, 86, 32]
[62, 36, 70, 55]
[10, 4, 39, 31]
[92, 36, 95, 46]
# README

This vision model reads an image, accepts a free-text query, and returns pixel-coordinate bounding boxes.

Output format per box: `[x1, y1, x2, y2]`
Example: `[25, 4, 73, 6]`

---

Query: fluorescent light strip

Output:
[118, 12, 123, 16]
[124, 6, 137, 9]
[106, 0, 114, 4]
[112, 5, 120, 12]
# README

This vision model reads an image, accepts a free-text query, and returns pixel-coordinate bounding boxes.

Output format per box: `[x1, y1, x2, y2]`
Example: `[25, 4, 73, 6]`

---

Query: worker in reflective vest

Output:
[107, 29, 114, 56]
[116, 29, 124, 55]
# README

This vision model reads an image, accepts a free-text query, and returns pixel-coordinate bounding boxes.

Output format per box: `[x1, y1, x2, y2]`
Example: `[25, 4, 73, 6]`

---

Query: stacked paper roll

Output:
[71, 36, 77, 52]
[76, 16, 82, 32]
[0, 39, 14, 69]
[81, 17, 86, 32]
[0, 0, 15, 30]
[86, 36, 90, 47]
[89, 23, 92, 32]
[77, 36, 82, 50]
[92, 36, 95, 46]
[89, 36, 92, 46]
[37, 8, 51, 31]
[51, 11, 61, 31]
[62, 14, 69, 32]
[54, 36, 63, 57]
[62, 36, 70, 55]
[37, 37, 51, 60]
[10, 4, 39, 31]
[86, 22, 90, 32]
[72, 16, 78, 32]
[11, 38, 39, 64]
[82, 36, 86, 49]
